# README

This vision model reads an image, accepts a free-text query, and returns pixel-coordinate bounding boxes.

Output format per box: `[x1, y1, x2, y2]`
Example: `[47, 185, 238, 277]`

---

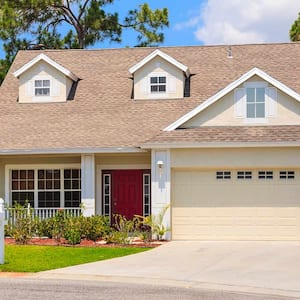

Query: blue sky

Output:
[0, 0, 299, 58]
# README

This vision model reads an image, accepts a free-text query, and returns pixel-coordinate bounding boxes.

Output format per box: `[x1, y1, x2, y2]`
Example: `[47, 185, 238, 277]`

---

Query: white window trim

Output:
[143, 173, 151, 217]
[148, 72, 167, 98]
[102, 174, 111, 219]
[243, 81, 269, 123]
[32, 76, 52, 102]
[5, 164, 80, 207]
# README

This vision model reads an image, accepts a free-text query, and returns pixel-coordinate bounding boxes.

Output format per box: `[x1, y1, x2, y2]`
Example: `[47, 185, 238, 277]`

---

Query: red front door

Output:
[111, 170, 143, 219]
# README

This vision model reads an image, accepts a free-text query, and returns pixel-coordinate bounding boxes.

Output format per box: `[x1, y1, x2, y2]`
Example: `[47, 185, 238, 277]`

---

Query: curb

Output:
[34, 272, 300, 299]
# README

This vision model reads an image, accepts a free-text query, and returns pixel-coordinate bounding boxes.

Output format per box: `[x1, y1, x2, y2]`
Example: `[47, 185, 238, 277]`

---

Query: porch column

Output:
[151, 149, 171, 240]
[81, 154, 95, 216]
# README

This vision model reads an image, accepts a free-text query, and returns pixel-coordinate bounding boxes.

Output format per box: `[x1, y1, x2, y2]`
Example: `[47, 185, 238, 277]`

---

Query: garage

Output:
[172, 169, 300, 240]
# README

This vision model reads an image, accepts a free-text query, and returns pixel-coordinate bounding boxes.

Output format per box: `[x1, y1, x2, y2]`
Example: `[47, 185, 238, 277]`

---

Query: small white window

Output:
[246, 87, 265, 118]
[35, 79, 50, 96]
[279, 171, 295, 179]
[237, 171, 252, 179]
[216, 171, 231, 180]
[258, 171, 273, 179]
[150, 76, 166, 93]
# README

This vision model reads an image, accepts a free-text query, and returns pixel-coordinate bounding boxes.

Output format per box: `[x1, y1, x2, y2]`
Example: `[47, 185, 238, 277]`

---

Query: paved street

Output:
[0, 278, 296, 300]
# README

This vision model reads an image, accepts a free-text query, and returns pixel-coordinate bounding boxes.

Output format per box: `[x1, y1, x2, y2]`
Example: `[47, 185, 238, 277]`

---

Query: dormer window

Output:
[150, 76, 166, 93]
[35, 79, 50, 96]
[246, 87, 265, 118]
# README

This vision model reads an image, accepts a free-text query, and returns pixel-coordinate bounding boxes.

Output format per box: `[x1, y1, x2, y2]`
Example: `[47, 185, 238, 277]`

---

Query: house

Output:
[1, 43, 300, 240]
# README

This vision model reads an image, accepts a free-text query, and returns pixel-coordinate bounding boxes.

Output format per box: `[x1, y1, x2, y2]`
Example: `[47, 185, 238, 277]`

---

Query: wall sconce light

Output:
[157, 160, 164, 178]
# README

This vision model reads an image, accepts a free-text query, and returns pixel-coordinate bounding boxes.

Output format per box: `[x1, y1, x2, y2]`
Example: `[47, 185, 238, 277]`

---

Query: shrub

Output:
[64, 218, 81, 245]
[105, 214, 140, 245]
[136, 205, 170, 240]
[78, 215, 111, 241]
[9, 203, 34, 244]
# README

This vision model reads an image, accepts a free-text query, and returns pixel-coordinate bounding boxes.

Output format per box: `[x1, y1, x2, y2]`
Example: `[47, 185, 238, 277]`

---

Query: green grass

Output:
[0, 245, 150, 273]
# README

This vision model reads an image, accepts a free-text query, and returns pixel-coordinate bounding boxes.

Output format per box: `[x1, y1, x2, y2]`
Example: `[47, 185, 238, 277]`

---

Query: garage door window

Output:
[279, 171, 295, 179]
[216, 171, 231, 179]
[258, 171, 273, 179]
[237, 171, 252, 179]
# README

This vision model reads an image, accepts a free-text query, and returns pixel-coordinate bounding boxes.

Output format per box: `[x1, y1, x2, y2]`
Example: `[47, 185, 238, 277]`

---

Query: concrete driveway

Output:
[37, 241, 300, 298]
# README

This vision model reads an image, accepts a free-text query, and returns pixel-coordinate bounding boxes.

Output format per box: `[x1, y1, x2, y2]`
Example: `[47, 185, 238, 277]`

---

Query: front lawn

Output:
[0, 245, 150, 272]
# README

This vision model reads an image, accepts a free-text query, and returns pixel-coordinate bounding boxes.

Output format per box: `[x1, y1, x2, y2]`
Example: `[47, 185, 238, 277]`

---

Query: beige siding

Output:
[95, 153, 151, 165]
[172, 169, 300, 240]
[182, 78, 300, 127]
[171, 148, 300, 169]
[134, 56, 184, 100]
[18, 60, 72, 103]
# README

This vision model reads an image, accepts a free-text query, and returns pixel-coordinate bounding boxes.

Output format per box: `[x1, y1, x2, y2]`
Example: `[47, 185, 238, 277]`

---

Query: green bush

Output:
[81, 215, 111, 241]
[64, 218, 81, 245]
[9, 204, 34, 244]
[105, 214, 140, 245]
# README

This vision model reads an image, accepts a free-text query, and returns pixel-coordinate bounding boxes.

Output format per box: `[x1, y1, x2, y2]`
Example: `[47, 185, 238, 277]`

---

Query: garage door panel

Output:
[172, 169, 300, 240]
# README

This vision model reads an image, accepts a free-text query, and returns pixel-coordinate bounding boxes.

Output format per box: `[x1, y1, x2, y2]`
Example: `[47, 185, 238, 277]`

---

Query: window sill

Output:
[243, 118, 268, 124]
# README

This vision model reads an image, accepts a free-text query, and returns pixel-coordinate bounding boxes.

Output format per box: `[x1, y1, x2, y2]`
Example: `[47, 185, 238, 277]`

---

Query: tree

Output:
[0, 0, 169, 83]
[290, 12, 300, 42]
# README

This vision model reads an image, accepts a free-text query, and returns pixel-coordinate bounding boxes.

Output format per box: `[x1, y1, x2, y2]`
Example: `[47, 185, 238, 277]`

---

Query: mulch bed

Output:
[4, 237, 165, 248]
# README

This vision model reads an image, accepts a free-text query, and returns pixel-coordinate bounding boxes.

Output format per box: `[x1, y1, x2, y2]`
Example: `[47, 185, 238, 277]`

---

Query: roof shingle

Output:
[0, 43, 300, 151]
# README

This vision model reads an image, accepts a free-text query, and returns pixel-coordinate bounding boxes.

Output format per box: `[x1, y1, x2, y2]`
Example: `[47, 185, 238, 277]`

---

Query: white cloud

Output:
[176, 0, 300, 45]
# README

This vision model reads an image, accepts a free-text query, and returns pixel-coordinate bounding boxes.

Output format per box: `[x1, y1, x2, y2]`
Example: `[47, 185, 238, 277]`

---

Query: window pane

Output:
[46, 180, 52, 189]
[54, 180, 60, 189]
[38, 180, 44, 189]
[35, 80, 42, 87]
[43, 80, 50, 87]
[256, 88, 265, 102]
[43, 88, 50, 96]
[28, 170, 34, 179]
[150, 77, 157, 84]
[35, 88, 43, 96]
[46, 170, 53, 179]
[12, 181, 19, 190]
[28, 181, 34, 190]
[159, 85, 166, 92]
[246, 88, 255, 103]
[38, 170, 45, 179]
[64, 180, 71, 189]
[20, 170, 27, 179]
[151, 85, 158, 92]
[256, 103, 265, 118]
[64, 169, 71, 179]
[72, 169, 79, 178]
[20, 181, 26, 190]
[159, 76, 166, 83]
[247, 103, 255, 118]
[12, 170, 19, 180]
[72, 180, 79, 189]
[104, 175, 110, 185]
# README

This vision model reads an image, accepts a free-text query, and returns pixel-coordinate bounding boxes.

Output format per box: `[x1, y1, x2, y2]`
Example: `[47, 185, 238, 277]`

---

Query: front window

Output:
[11, 170, 34, 207]
[35, 79, 50, 96]
[10, 168, 81, 208]
[150, 76, 166, 93]
[246, 87, 265, 118]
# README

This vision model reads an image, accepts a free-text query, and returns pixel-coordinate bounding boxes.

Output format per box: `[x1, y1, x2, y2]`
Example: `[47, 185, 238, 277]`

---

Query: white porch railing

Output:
[4, 206, 82, 225]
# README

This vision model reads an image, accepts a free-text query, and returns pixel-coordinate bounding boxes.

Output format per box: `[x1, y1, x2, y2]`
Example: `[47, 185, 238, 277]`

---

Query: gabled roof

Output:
[164, 67, 300, 131]
[13, 53, 78, 81]
[129, 49, 190, 76]
[0, 43, 299, 153]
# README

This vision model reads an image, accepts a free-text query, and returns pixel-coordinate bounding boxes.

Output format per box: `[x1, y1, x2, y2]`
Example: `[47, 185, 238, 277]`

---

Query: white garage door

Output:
[172, 169, 300, 240]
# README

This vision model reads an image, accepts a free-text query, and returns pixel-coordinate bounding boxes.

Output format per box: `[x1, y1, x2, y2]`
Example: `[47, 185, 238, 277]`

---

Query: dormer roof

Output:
[164, 67, 300, 131]
[129, 49, 190, 77]
[13, 53, 78, 81]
